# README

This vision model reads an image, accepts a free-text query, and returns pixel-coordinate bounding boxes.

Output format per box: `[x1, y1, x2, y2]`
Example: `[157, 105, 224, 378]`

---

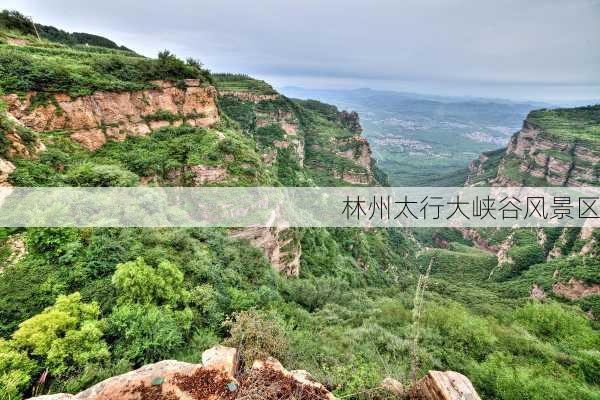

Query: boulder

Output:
[0, 158, 15, 186]
[73, 360, 201, 400]
[381, 377, 404, 396]
[201, 345, 238, 378]
[530, 283, 546, 300]
[27, 346, 336, 400]
[413, 371, 481, 400]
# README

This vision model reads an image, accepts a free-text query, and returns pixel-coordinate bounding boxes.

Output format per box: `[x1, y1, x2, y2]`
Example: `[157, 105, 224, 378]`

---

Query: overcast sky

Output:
[5, 0, 600, 101]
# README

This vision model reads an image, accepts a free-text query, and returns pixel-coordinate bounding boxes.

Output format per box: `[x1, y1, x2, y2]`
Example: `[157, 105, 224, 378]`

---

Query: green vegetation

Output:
[0, 11, 598, 400]
[0, 45, 210, 97]
[9, 125, 273, 187]
[528, 105, 600, 145]
[0, 10, 130, 51]
[213, 73, 277, 94]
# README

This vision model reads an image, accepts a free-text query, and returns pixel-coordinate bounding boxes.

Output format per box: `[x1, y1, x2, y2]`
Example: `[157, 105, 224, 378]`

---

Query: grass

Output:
[213, 73, 277, 95]
[527, 105, 600, 147]
[0, 41, 210, 97]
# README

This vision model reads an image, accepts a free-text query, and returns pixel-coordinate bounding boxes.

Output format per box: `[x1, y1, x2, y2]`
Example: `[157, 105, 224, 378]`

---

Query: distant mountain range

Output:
[279, 87, 596, 185]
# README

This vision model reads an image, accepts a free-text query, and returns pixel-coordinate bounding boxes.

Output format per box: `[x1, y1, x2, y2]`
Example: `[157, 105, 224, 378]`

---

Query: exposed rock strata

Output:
[493, 120, 599, 186]
[335, 135, 372, 172]
[0, 157, 15, 187]
[530, 283, 547, 300]
[552, 277, 600, 300]
[230, 228, 301, 276]
[3, 80, 219, 151]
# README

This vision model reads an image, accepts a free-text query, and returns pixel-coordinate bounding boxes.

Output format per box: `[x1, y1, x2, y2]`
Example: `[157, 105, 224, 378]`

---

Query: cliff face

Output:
[230, 227, 302, 276]
[469, 105, 600, 187]
[3, 80, 219, 151]
[494, 120, 599, 186]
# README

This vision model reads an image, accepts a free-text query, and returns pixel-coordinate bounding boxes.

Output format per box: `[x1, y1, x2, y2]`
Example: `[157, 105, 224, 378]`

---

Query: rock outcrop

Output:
[335, 136, 372, 172]
[3, 80, 219, 151]
[412, 370, 481, 400]
[27, 345, 335, 400]
[492, 120, 599, 186]
[230, 227, 301, 276]
[530, 283, 547, 300]
[552, 277, 600, 300]
[338, 111, 362, 135]
[0, 157, 15, 187]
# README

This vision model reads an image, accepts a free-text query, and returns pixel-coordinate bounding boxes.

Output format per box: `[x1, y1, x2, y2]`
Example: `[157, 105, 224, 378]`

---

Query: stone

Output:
[189, 165, 229, 185]
[184, 79, 200, 87]
[3, 81, 220, 151]
[148, 120, 170, 130]
[26, 346, 337, 400]
[0, 158, 15, 187]
[381, 377, 404, 396]
[530, 283, 546, 300]
[553, 277, 600, 300]
[74, 360, 200, 400]
[413, 371, 481, 400]
[201, 345, 238, 378]
[70, 129, 106, 151]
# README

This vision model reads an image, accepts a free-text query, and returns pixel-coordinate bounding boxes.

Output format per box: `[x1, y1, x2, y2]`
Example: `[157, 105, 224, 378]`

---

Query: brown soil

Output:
[171, 367, 331, 400]
[128, 382, 178, 400]
[173, 368, 234, 399]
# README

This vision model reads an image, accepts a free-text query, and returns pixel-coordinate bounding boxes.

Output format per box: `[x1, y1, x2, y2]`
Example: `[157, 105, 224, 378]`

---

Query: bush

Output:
[107, 303, 191, 366]
[508, 244, 545, 274]
[514, 301, 597, 349]
[112, 257, 188, 306]
[65, 163, 138, 187]
[223, 309, 289, 367]
[0, 339, 36, 400]
[254, 124, 286, 146]
[424, 302, 497, 363]
[11, 293, 109, 377]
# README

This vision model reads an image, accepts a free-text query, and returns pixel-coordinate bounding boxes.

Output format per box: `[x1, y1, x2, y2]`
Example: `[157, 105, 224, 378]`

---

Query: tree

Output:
[112, 257, 188, 306]
[0, 339, 35, 400]
[11, 293, 109, 377]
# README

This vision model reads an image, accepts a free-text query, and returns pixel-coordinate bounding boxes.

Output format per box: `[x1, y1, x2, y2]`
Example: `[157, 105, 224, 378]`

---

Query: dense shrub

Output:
[11, 293, 109, 376]
[112, 257, 188, 306]
[65, 163, 138, 187]
[514, 301, 597, 349]
[0, 339, 36, 400]
[107, 303, 190, 366]
[223, 309, 289, 367]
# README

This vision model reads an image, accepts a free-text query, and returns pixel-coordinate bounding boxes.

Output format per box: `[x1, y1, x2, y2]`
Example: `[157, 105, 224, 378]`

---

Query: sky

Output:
[4, 0, 600, 102]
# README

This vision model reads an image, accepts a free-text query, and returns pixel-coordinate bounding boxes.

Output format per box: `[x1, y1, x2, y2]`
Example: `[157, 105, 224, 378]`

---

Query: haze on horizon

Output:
[4, 0, 600, 102]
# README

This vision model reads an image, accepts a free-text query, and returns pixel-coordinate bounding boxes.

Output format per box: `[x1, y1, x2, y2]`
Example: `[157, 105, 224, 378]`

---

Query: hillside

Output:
[0, 10, 599, 400]
[468, 105, 600, 186]
[281, 87, 540, 186]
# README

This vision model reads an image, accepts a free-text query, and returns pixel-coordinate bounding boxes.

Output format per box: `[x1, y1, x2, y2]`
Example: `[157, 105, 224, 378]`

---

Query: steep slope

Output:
[468, 105, 600, 186]
[1, 12, 599, 400]
[460, 105, 600, 316]
[214, 74, 385, 186]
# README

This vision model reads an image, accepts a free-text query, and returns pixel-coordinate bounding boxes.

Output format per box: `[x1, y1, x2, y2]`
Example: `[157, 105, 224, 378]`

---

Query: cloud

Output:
[4, 0, 600, 100]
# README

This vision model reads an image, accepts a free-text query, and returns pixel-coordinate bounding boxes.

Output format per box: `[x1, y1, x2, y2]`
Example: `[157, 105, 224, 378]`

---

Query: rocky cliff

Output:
[3, 80, 219, 151]
[468, 105, 600, 187]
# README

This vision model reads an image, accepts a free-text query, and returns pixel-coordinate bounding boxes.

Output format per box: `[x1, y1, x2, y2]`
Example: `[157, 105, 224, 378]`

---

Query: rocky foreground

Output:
[29, 346, 480, 400]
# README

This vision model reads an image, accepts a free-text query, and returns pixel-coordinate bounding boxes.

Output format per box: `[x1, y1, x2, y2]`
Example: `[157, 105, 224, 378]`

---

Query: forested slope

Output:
[0, 11, 598, 400]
